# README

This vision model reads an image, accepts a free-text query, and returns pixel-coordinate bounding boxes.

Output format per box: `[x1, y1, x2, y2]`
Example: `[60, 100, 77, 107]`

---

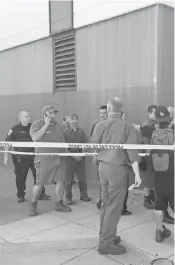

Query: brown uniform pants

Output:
[98, 161, 128, 246]
[65, 157, 88, 199]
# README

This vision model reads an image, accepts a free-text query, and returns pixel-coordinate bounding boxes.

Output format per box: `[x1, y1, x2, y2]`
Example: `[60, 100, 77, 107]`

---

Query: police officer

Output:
[4, 111, 50, 202]
[91, 97, 142, 255]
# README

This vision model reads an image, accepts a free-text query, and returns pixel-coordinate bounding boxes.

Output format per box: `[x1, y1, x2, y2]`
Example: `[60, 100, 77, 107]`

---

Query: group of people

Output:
[3, 98, 174, 256]
[5, 106, 91, 214]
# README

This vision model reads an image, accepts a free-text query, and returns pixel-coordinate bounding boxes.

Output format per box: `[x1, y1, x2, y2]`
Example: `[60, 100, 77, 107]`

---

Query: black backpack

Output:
[151, 128, 174, 172]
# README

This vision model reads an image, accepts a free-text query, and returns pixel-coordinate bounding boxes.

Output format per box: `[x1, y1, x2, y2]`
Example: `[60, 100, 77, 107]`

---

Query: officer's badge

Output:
[8, 129, 13, 136]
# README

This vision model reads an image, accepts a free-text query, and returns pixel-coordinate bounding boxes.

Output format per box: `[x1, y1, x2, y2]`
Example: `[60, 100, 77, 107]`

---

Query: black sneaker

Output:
[80, 195, 91, 202]
[163, 211, 174, 224]
[144, 196, 155, 209]
[122, 209, 132, 216]
[149, 190, 156, 202]
[156, 225, 171, 242]
[17, 196, 25, 203]
[98, 243, 126, 255]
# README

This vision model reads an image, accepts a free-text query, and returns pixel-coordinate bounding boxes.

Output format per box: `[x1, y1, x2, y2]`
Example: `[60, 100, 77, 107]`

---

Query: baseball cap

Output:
[155, 106, 170, 123]
[42, 105, 58, 114]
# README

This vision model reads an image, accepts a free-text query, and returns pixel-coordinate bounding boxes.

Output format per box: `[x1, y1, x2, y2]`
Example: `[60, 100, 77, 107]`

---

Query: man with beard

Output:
[29, 105, 71, 216]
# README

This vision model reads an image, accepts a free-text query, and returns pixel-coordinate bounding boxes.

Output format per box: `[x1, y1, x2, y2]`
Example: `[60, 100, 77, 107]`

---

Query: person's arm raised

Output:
[30, 116, 51, 141]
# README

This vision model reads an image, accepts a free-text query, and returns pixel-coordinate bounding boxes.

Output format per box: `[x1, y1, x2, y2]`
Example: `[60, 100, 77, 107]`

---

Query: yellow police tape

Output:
[0, 141, 174, 150]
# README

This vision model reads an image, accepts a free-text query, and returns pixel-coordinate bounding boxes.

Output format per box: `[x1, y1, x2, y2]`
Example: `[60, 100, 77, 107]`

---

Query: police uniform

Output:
[30, 119, 65, 185]
[91, 113, 140, 252]
[63, 127, 90, 202]
[5, 123, 36, 199]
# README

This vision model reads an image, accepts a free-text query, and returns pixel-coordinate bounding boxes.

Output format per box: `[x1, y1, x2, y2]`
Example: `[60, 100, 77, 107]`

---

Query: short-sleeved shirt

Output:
[63, 127, 88, 153]
[91, 113, 140, 166]
[30, 119, 65, 156]
[5, 123, 34, 155]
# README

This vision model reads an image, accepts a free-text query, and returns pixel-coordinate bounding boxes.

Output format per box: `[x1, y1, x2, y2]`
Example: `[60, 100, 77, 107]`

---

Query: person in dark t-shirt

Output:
[4, 111, 49, 202]
[142, 106, 174, 242]
[140, 107, 174, 230]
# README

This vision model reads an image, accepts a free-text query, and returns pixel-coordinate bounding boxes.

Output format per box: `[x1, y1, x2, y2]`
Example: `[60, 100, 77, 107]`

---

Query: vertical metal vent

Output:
[54, 30, 76, 91]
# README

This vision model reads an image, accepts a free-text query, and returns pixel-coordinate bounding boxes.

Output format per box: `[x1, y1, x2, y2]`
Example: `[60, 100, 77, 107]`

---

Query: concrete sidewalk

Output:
[0, 167, 174, 265]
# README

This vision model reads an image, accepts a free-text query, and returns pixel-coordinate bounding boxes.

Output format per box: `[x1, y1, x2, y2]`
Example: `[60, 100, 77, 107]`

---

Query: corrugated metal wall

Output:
[157, 5, 174, 105]
[0, 37, 53, 95]
[76, 5, 157, 91]
[66, 5, 158, 129]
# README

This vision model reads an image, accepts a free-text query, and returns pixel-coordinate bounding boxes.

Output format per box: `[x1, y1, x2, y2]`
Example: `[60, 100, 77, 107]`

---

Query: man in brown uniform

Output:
[29, 105, 71, 216]
[95, 110, 133, 216]
[91, 97, 141, 255]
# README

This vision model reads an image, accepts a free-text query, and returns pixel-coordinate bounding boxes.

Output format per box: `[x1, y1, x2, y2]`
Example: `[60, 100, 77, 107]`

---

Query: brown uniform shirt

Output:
[91, 113, 140, 166]
[30, 119, 65, 158]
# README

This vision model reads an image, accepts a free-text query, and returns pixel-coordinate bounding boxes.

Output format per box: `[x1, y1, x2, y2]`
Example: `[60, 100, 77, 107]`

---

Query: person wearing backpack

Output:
[150, 106, 174, 242]
[168, 106, 174, 133]
[134, 114, 174, 225]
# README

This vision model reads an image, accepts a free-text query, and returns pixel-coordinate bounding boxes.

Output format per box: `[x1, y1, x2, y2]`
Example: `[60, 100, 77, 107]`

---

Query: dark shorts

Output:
[35, 156, 65, 186]
[154, 169, 174, 211]
[140, 156, 155, 189]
